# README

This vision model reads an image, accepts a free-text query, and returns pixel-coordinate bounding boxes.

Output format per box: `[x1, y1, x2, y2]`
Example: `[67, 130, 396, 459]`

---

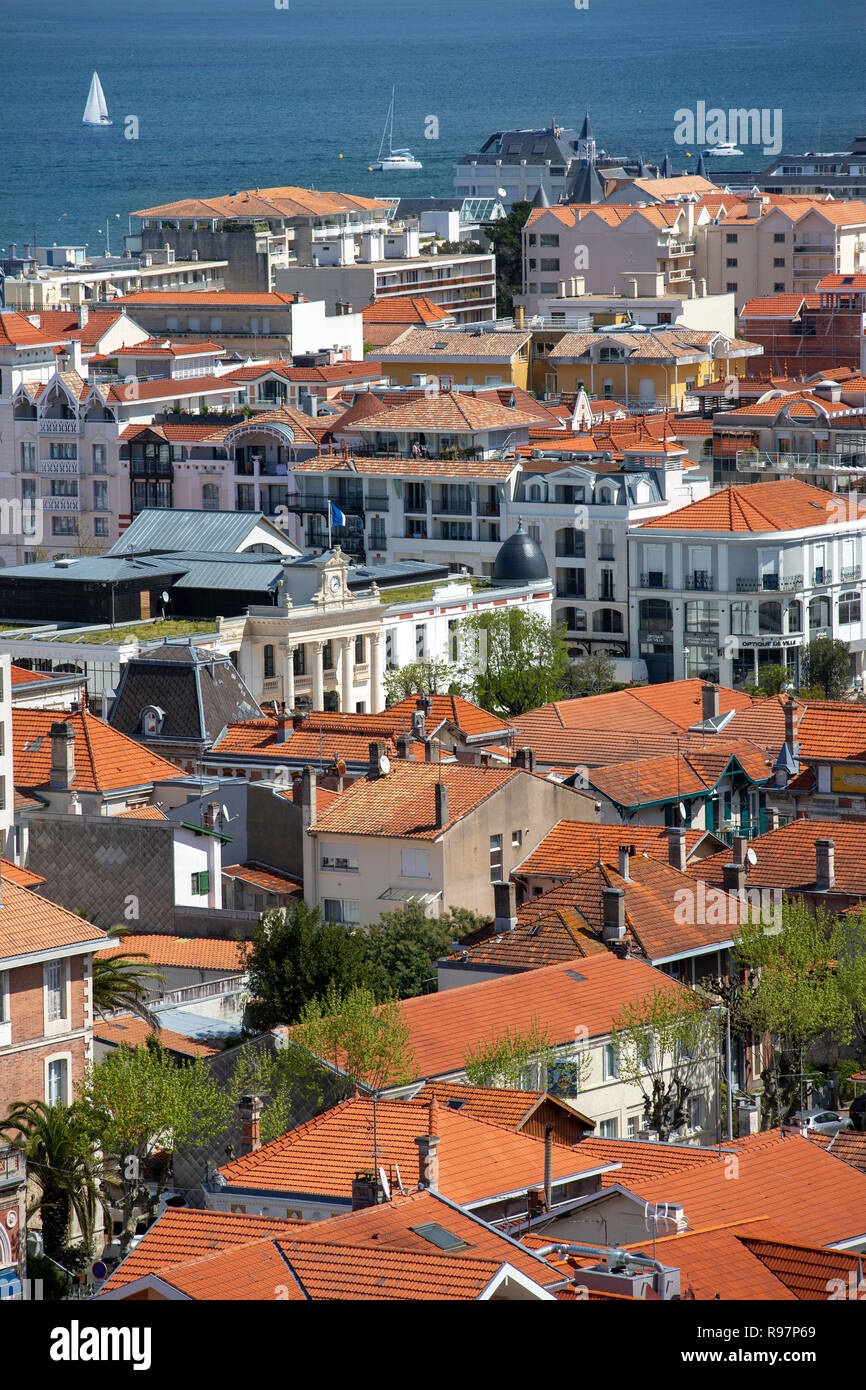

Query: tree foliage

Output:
[294, 984, 416, 1092]
[803, 637, 851, 700]
[0, 1101, 105, 1261]
[463, 1017, 559, 1090]
[364, 902, 490, 1000]
[383, 658, 458, 705]
[485, 201, 532, 316]
[611, 987, 719, 1140]
[242, 902, 369, 1029]
[458, 608, 571, 716]
[92, 926, 166, 1029]
[564, 654, 616, 697]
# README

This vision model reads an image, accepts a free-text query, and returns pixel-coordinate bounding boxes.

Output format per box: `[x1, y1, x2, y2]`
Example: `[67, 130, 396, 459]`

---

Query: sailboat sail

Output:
[83, 72, 111, 126]
[371, 86, 421, 171]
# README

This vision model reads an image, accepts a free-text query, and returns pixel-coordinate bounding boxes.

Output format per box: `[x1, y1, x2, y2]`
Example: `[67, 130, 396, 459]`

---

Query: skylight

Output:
[410, 1222, 471, 1252]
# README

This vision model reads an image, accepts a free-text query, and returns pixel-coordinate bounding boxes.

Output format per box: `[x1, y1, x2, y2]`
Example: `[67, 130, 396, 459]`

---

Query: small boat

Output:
[82, 71, 112, 126]
[371, 87, 422, 171]
[703, 142, 744, 158]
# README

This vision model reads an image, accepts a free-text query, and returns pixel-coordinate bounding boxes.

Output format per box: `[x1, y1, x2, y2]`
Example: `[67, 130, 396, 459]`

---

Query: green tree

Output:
[364, 902, 475, 999]
[294, 984, 416, 1091]
[756, 663, 788, 697]
[565, 654, 616, 697]
[459, 608, 571, 716]
[0, 1101, 106, 1262]
[77, 1046, 233, 1255]
[803, 637, 851, 699]
[241, 902, 370, 1030]
[611, 987, 719, 1140]
[486, 201, 533, 316]
[463, 1018, 564, 1090]
[383, 658, 459, 705]
[92, 927, 166, 1029]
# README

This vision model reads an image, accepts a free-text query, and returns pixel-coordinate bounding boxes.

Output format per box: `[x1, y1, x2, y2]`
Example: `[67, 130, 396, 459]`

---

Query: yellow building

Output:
[375, 326, 531, 391]
[543, 328, 761, 408]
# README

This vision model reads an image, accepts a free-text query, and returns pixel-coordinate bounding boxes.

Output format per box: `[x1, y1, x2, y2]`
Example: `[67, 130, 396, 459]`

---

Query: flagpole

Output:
[327, 502, 332, 552]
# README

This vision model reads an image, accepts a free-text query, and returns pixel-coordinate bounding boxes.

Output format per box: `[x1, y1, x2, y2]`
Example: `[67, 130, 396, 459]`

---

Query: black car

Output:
[849, 1094, 866, 1132]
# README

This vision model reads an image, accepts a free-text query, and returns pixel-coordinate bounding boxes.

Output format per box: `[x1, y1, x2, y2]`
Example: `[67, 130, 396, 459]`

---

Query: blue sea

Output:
[1, 0, 865, 254]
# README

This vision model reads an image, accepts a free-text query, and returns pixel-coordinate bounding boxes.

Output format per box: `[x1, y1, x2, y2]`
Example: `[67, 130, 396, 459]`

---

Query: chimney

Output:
[667, 827, 687, 873]
[78, 304, 89, 328]
[732, 835, 747, 867]
[415, 1107, 440, 1191]
[368, 740, 386, 778]
[49, 721, 76, 789]
[238, 1095, 262, 1155]
[292, 711, 306, 731]
[435, 780, 449, 829]
[543, 1125, 554, 1210]
[722, 862, 746, 895]
[424, 738, 436, 763]
[602, 887, 626, 942]
[493, 880, 517, 932]
[701, 683, 719, 722]
[765, 807, 780, 832]
[815, 839, 835, 891]
[513, 746, 536, 774]
[784, 697, 800, 767]
[395, 733, 412, 760]
[300, 765, 317, 829]
[274, 711, 292, 744]
[618, 846, 631, 881]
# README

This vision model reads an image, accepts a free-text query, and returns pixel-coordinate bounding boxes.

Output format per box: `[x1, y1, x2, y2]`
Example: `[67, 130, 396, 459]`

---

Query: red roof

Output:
[690, 817, 866, 895]
[0, 310, 65, 350]
[9, 664, 50, 685]
[309, 762, 520, 839]
[102, 1208, 299, 1290]
[13, 708, 181, 793]
[639, 480, 840, 533]
[94, 1014, 221, 1058]
[362, 296, 452, 325]
[0, 879, 104, 961]
[516, 822, 710, 878]
[96, 933, 245, 972]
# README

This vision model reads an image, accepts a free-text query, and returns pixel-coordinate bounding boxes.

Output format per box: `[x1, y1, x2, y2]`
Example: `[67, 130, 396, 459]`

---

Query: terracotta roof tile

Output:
[0, 879, 104, 961]
[516, 823, 709, 878]
[808, 1130, 866, 1174]
[0, 859, 46, 887]
[221, 862, 302, 894]
[362, 296, 452, 325]
[102, 1208, 299, 1290]
[96, 933, 245, 972]
[132, 187, 389, 222]
[384, 694, 510, 737]
[94, 1014, 221, 1058]
[639, 479, 840, 532]
[308, 761, 519, 839]
[13, 708, 181, 793]
[690, 817, 866, 894]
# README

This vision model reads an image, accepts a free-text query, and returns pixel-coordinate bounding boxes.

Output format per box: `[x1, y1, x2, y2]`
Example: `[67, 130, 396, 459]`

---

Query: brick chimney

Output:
[274, 710, 292, 744]
[493, 880, 517, 932]
[512, 746, 536, 774]
[238, 1095, 262, 1155]
[434, 780, 449, 829]
[784, 697, 800, 769]
[602, 887, 626, 942]
[301, 765, 317, 829]
[424, 738, 436, 763]
[722, 862, 746, 894]
[815, 838, 835, 891]
[395, 733, 412, 760]
[701, 683, 719, 722]
[368, 740, 386, 778]
[667, 826, 687, 872]
[618, 846, 631, 881]
[49, 721, 76, 789]
[415, 1104, 440, 1192]
[732, 835, 747, 867]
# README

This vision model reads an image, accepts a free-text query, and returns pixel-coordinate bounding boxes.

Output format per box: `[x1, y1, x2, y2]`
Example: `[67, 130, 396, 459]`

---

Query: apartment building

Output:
[738, 273, 866, 377]
[699, 195, 866, 306]
[709, 378, 866, 487]
[374, 326, 532, 391]
[111, 290, 364, 359]
[628, 478, 866, 687]
[760, 134, 866, 199]
[518, 201, 710, 316]
[5, 246, 227, 312]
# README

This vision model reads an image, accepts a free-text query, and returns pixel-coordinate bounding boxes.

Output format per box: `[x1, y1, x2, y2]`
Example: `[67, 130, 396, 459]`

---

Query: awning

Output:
[378, 887, 442, 905]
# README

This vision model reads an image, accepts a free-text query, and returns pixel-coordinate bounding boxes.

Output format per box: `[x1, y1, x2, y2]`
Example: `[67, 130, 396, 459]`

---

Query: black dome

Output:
[492, 524, 549, 586]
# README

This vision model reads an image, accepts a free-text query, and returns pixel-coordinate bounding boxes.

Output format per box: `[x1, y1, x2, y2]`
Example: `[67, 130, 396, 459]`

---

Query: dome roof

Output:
[492, 522, 549, 587]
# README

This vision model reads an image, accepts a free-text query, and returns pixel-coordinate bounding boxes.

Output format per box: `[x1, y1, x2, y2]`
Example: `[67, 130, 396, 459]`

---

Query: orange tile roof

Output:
[116, 340, 225, 357]
[211, 717, 424, 766]
[293, 454, 517, 478]
[116, 805, 169, 821]
[808, 1130, 866, 1174]
[350, 390, 547, 434]
[13, 708, 181, 793]
[639, 479, 840, 532]
[96, 933, 245, 972]
[104, 374, 241, 403]
[28, 308, 136, 349]
[0, 879, 104, 960]
[690, 817, 866, 895]
[384, 694, 511, 737]
[410, 1080, 593, 1133]
[577, 1135, 726, 1188]
[9, 664, 50, 685]
[739, 1231, 864, 1299]
[393, 954, 694, 1081]
[94, 1014, 221, 1058]
[627, 1218, 800, 1300]
[363, 296, 452, 325]
[133, 187, 389, 221]
[587, 743, 773, 810]
[219, 1096, 611, 1206]
[0, 859, 45, 887]
[511, 680, 752, 741]
[275, 1239, 505, 1300]
[516, 823, 709, 878]
[739, 294, 812, 318]
[0, 310, 69, 349]
[148, 1237, 307, 1300]
[617, 1130, 866, 1247]
[102, 1208, 299, 1290]
[308, 761, 519, 839]
[114, 291, 299, 308]
[221, 862, 302, 894]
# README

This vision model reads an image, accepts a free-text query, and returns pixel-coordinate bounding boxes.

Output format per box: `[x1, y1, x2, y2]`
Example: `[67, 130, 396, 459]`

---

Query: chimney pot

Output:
[238, 1094, 262, 1155]
[732, 835, 747, 867]
[49, 720, 76, 790]
[414, 1133, 440, 1192]
[701, 683, 719, 722]
[602, 887, 626, 942]
[424, 738, 436, 763]
[395, 733, 412, 760]
[815, 838, 835, 891]
[513, 745, 536, 774]
[369, 740, 386, 778]
[618, 846, 631, 880]
[434, 780, 449, 829]
[722, 862, 746, 895]
[667, 827, 687, 873]
[493, 879, 517, 932]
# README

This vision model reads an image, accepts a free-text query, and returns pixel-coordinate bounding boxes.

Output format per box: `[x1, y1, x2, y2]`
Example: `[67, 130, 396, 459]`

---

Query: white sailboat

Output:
[82, 71, 112, 127]
[370, 87, 422, 171]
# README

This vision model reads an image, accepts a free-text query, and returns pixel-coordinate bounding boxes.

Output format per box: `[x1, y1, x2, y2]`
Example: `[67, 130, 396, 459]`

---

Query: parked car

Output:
[848, 1094, 866, 1132]
[788, 1108, 853, 1135]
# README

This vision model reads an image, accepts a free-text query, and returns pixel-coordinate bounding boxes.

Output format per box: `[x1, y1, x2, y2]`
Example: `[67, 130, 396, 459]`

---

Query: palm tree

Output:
[0, 1101, 106, 1260]
[92, 928, 166, 1030]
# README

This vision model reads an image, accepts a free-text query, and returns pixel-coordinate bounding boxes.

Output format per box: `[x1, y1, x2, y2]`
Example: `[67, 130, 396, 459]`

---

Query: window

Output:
[263, 644, 275, 680]
[773, 257, 785, 267]
[322, 899, 360, 926]
[401, 848, 430, 878]
[726, 282, 738, 293]
[44, 959, 67, 1025]
[46, 1058, 69, 1108]
[774, 282, 785, 292]
[726, 257, 738, 268]
[725, 233, 738, 244]
[539, 234, 560, 248]
[603, 1043, 619, 1080]
[627, 1115, 640, 1140]
[322, 640, 334, 671]
[92, 444, 107, 471]
[0, 970, 8, 1024]
[202, 484, 220, 510]
[600, 1118, 619, 1138]
[50, 479, 78, 497]
[93, 480, 109, 511]
[415, 624, 426, 660]
[540, 258, 560, 272]
[839, 590, 860, 624]
[489, 834, 503, 881]
[20, 442, 36, 470]
[321, 846, 359, 872]
[21, 478, 36, 502]
[512, 829, 522, 847]
[293, 646, 306, 677]
[354, 633, 365, 664]
[236, 484, 255, 511]
[688, 1095, 703, 1131]
[190, 870, 210, 895]
[773, 232, 785, 243]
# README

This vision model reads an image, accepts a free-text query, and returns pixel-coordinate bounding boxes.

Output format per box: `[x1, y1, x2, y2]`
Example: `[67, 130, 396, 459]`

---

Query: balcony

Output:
[640, 572, 669, 589]
[285, 494, 364, 515]
[842, 565, 861, 582]
[813, 569, 833, 585]
[736, 574, 803, 592]
[365, 495, 390, 512]
[478, 500, 501, 516]
[684, 572, 714, 591]
[433, 500, 473, 516]
[39, 458, 80, 475]
[42, 497, 81, 513]
[736, 449, 865, 474]
[38, 419, 82, 436]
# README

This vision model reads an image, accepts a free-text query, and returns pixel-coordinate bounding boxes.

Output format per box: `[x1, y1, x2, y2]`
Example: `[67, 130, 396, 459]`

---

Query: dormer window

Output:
[598, 346, 623, 362]
[140, 705, 166, 736]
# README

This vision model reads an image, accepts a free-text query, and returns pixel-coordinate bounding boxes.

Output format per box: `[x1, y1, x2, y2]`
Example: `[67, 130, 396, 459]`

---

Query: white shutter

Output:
[401, 848, 430, 878]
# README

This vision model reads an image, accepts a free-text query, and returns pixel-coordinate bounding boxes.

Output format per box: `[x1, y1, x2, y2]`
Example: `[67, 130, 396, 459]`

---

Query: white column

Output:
[340, 636, 353, 711]
[369, 631, 383, 712]
[282, 641, 295, 709]
[311, 640, 324, 709]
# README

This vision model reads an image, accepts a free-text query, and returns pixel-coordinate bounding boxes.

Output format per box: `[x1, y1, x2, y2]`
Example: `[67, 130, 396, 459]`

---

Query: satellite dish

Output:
[746, 847, 757, 866]
[161, 591, 169, 603]
[221, 804, 230, 820]
[379, 754, 391, 776]
[497, 186, 507, 199]
[678, 801, 687, 820]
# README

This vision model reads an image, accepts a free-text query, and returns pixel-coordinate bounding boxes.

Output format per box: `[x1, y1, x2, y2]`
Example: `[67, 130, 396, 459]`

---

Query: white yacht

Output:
[82, 71, 112, 126]
[703, 142, 744, 158]
[371, 87, 422, 171]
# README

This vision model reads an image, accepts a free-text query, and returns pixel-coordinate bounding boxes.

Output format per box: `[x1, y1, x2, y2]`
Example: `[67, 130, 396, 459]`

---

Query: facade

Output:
[112, 291, 363, 360]
[6, 250, 226, 312]
[374, 326, 532, 391]
[629, 478, 866, 687]
[759, 135, 866, 199]
[708, 379, 866, 488]
[738, 275, 866, 378]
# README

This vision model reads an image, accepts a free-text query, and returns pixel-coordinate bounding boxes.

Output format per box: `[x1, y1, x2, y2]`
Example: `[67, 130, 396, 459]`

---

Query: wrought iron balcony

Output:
[640, 572, 668, 588]
[684, 572, 714, 591]
[813, 569, 833, 586]
[842, 565, 861, 582]
[736, 574, 803, 592]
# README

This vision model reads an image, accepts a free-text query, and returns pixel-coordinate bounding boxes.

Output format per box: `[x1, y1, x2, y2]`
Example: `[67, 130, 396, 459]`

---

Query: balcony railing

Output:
[842, 565, 861, 582]
[0, 1145, 25, 1186]
[640, 573, 668, 588]
[813, 569, 833, 585]
[684, 573, 714, 591]
[735, 449, 866, 473]
[736, 574, 803, 592]
[285, 494, 364, 515]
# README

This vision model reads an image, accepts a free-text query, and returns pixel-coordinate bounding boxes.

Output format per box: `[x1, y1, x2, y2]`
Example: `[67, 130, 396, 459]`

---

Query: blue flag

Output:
[329, 501, 346, 527]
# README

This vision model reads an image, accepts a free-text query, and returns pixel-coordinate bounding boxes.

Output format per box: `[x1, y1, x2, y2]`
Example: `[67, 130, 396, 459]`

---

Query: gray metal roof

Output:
[171, 560, 284, 592]
[0, 556, 187, 583]
[109, 509, 292, 557]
